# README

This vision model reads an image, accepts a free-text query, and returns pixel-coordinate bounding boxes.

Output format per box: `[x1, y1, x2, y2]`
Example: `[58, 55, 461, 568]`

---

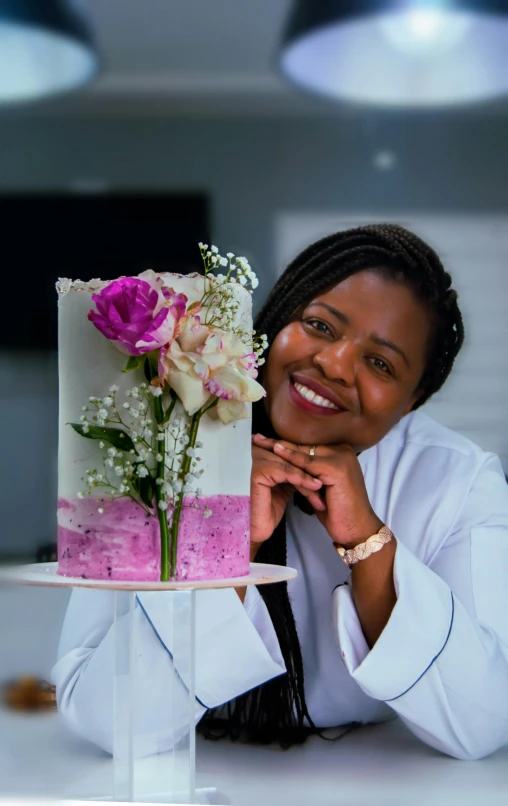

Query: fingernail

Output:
[274, 443, 286, 450]
[255, 433, 268, 440]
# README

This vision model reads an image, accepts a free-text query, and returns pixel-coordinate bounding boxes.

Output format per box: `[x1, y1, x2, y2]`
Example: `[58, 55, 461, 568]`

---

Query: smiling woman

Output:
[196, 223, 508, 758]
[54, 224, 508, 763]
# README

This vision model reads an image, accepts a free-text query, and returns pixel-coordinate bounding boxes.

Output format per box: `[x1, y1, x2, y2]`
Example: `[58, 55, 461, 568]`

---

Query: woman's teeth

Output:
[293, 382, 340, 410]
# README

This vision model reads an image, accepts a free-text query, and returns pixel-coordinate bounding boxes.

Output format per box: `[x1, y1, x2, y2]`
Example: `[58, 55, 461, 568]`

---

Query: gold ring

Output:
[309, 445, 316, 456]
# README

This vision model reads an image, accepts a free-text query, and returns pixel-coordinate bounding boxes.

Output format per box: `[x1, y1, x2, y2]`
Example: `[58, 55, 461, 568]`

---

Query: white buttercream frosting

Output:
[57, 273, 253, 501]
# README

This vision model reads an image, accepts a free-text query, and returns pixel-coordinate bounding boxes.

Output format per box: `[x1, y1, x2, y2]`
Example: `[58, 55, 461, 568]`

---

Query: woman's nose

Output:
[313, 340, 357, 385]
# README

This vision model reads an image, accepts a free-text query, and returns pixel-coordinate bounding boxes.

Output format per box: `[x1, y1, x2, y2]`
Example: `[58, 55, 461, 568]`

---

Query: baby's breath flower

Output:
[109, 385, 119, 393]
[219, 257, 228, 267]
[82, 424, 89, 434]
[81, 406, 88, 412]
[98, 408, 108, 420]
[102, 396, 114, 407]
[98, 507, 104, 514]
[123, 402, 130, 409]
[105, 458, 114, 468]
[156, 453, 163, 462]
[155, 477, 164, 486]
[80, 415, 86, 422]
[204, 508, 212, 519]
[114, 465, 125, 477]
[77, 491, 85, 499]
[158, 500, 168, 511]
[136, 465, 149, 478]
[149, 386, 163, 397]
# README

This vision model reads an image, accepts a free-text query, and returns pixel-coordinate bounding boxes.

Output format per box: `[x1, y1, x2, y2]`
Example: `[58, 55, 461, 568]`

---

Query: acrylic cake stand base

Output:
[1, 562, 297, 804]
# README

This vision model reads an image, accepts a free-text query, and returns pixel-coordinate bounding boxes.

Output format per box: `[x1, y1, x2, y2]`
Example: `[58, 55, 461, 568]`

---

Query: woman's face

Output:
[263, 270, 433, 453]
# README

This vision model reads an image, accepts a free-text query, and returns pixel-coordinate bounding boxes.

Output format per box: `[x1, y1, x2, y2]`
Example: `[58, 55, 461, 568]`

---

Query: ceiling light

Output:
[0, 0, 98, 103]
[280, 1, 508, 107]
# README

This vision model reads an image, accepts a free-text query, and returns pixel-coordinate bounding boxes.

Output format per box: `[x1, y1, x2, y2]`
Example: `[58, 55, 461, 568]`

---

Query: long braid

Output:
[199, 223, 465, 747]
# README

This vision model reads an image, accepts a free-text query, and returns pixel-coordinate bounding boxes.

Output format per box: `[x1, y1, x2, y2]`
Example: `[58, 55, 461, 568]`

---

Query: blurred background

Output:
[1, 0, 508, 563]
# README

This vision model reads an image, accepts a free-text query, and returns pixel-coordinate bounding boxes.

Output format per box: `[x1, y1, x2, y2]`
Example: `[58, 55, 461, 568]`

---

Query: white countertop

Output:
[1, 581, 507, 806]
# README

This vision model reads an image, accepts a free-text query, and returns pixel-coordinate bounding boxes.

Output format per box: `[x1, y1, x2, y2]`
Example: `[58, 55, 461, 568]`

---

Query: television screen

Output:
[0, 192, 210, 350]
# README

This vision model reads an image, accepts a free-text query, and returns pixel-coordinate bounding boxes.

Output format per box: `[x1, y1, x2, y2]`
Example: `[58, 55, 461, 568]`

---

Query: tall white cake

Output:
[56, 271, 256, 582]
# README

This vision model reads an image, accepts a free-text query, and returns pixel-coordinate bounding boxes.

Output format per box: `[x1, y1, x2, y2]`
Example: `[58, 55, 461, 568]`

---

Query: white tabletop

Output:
[1, 578, 507, 806]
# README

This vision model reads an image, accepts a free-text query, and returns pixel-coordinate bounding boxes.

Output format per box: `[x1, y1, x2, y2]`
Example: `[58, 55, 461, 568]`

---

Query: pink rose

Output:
[88, 270, 187, 356]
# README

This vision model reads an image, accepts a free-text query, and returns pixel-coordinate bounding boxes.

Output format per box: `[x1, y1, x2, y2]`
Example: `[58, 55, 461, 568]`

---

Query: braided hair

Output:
[198, 223, 465, 747]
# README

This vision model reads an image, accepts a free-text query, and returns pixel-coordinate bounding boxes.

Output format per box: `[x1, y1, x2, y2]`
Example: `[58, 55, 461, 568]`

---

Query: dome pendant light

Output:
[279, 0, 508, 107]
[0, 0, 99, 103]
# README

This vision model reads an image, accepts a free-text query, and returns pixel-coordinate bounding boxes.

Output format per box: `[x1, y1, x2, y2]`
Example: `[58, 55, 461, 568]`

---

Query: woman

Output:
[53, 224, 508, 760]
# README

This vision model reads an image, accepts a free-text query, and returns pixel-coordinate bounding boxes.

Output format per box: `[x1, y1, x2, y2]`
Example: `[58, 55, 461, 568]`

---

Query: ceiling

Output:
[7, 0, 508, 117]
[42, 0, 330, 116]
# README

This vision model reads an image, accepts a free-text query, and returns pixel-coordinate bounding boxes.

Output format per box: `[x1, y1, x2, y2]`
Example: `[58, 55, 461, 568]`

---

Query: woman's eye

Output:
[305, 318, 332, 336]
[371, 357, 391, 374]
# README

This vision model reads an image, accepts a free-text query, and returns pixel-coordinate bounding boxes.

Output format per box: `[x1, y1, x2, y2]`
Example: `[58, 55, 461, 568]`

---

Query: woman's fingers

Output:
[293, 485, 327, 511]
[272, 441, 316, 470]
[251, 442, 326, 513]
[258, 459, 322, 490]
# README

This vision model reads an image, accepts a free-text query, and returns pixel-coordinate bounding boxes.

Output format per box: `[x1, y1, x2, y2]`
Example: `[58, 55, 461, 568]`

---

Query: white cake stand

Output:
[0, 561, 297, 805]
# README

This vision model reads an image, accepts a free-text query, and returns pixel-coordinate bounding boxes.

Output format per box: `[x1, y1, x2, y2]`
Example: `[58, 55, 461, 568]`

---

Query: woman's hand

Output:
[252, 434, 383, 549]
[250, 439, 325, 548]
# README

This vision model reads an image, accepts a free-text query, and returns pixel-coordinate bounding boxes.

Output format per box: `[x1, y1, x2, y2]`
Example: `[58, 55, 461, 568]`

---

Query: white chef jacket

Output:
[52, 410, 508, 760]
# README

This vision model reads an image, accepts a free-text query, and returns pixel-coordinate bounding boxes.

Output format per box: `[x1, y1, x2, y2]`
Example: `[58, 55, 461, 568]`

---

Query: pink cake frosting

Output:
[57, 495, 250, 581]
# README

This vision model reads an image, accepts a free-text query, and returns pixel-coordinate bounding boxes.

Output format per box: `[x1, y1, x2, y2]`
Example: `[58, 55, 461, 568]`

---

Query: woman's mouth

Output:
[288, 378, 347, 417]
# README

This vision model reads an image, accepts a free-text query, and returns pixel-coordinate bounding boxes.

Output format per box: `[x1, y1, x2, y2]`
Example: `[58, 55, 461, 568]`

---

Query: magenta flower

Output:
[88, 270, 187, 356]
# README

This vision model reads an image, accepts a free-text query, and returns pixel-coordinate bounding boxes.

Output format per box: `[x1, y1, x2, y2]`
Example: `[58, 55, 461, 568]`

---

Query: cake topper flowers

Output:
[68, 244, 267, 580]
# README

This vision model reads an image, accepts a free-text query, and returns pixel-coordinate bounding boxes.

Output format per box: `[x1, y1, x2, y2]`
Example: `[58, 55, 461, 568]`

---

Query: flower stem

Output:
[144, 357, 178, 582]
[168, 410, 202, 579]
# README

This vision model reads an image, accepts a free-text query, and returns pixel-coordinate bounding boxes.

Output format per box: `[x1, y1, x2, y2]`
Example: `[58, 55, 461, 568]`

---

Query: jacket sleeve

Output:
[333, 453, 508, 760]
[52, 584, 285, 756]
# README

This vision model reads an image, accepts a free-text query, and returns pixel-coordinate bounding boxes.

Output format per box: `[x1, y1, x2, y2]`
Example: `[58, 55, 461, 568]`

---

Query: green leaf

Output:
[144, 356, 157, 383]
[131, 473, 155, 509]
[123, 355, 145, 373]
[161, 392, 178, 424]
[69, 423, 136, 452]
[138, 475, 155, 509]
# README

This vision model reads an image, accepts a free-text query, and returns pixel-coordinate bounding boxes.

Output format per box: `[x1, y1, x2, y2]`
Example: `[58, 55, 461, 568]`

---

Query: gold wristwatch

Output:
[334, 525, 393, 567]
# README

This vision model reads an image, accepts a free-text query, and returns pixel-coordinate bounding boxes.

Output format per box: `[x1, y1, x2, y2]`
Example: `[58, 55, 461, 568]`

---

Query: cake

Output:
[56, 246, 265, 582]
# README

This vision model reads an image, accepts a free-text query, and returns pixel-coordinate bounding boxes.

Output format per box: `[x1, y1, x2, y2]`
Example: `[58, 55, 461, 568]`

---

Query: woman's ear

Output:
[402, 387, 424, 417]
